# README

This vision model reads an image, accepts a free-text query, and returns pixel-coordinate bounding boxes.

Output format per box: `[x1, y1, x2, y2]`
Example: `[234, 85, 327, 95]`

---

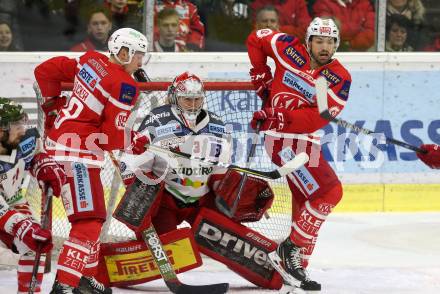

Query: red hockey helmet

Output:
[168, 72, 205, 114]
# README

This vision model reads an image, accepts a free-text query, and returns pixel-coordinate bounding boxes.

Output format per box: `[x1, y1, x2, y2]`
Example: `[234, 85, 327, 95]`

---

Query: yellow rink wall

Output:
[271, 184, 440, 213]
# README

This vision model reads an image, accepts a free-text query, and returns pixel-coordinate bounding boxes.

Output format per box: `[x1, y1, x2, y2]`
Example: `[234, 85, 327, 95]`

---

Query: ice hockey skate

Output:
[76, 276, 112, 294]
[50, 280, 81, 294]
[268, 237, 307, 287]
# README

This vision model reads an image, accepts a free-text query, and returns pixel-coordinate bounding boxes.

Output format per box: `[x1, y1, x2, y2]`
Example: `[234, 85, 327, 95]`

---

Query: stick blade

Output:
[315, 76, 329, 116]
[175, 282, 229, 294]
[278, 152, 309, 177]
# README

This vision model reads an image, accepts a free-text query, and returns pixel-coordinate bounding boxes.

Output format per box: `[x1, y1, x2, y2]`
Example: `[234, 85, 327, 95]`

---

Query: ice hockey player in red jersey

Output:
[246, 17, 352, 292]
[0, 98, 63, 293]
[417, 144, 440, 169]
[34, 27, 150, 294]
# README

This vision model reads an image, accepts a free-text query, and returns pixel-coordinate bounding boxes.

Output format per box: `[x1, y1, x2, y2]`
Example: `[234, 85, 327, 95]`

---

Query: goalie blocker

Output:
[210, 170, 275, 222]
[193, 208, 283, 290]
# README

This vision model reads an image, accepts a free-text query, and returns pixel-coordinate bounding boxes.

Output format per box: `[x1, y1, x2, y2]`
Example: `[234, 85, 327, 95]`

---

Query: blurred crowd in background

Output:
[0, 0, 439, 53]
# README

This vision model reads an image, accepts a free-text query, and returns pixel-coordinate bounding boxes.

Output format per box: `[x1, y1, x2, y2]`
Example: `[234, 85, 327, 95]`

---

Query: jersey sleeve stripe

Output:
[328, 88, 347, 106]
[107, 96, 133, 110]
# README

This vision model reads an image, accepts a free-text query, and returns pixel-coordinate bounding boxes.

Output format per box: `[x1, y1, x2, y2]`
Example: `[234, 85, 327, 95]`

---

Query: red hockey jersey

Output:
[34, 51, 139, 166]
[247, 29, 352, 136]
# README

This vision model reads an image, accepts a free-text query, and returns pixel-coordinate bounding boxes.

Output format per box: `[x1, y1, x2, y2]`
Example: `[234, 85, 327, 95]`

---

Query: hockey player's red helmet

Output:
[168, 72, 205, 108]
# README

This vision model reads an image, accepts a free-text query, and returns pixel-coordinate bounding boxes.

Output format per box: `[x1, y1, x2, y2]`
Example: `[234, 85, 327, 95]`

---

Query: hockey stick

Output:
[147, 144, 309, 180]
[141, 225, 229, 294]
[28, 187, 53, 294]
[109, 154, 230, 294]
[32, 82, 53, 273]
[315, 77, 427, 154]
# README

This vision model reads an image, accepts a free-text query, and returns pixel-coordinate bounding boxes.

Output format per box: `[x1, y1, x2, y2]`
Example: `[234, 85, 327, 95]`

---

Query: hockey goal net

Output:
[25, 81, 292, 256]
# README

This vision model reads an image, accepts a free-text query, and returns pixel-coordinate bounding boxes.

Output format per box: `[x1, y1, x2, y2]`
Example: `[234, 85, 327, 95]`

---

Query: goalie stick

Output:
[28, 187, 53, 294]
[147, 144, 310, 180]
[315, 77, 427, 154]
[109, 154, 230, 294]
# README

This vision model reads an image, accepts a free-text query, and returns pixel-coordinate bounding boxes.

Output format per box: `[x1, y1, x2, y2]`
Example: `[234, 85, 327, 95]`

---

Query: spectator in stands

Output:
[155, 0, 205, 51]
[250, 0, 311, 41]
[386, 14, 414, 52]
[154, 8, 187, 52]
[0, 0, 23, 50]
[0, 21, 18, 51]
[105, 0, 141, 30]
[313, 0, 375, 51]
[387, 0, 425, 26]
[255, 5, 280, 31]
[423, 14, 440, 52]
[71, 8, 112, 52]
[200, 0, 251, 51]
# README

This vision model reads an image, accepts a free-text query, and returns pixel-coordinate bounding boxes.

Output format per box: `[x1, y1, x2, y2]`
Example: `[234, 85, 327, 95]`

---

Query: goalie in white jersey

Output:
[116, 72, 285, 290]
[0, 98, 66, 293]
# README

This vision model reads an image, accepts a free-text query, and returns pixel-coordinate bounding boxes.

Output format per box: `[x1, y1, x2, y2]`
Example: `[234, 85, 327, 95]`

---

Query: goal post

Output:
[25, 80, 293, 263]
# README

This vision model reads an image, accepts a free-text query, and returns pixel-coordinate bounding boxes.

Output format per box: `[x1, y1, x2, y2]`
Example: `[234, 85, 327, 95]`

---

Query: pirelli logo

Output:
[104, 237, 199, 283]
[114, 250, 175, 276]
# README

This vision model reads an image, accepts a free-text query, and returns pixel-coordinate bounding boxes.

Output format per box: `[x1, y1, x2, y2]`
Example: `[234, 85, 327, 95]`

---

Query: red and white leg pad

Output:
[192, 208, 283, 290]
[94, 228, 202, 287]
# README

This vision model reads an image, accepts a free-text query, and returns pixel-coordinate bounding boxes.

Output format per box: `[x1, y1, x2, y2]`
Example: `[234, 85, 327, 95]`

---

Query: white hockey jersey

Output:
[0, 128, 41, 215]
[120, 105, 231, 204]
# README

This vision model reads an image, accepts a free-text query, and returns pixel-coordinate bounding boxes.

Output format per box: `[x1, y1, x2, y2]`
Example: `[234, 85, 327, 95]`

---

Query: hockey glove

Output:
[250, 108, 285, 132]
[41, 96, 67, 132]
[31, 153, 67, 197]
[127, 131, 150, 155]
[250, 65, 273, 100]
[417, 144, 440, 169]
[12, 218, 53, 254]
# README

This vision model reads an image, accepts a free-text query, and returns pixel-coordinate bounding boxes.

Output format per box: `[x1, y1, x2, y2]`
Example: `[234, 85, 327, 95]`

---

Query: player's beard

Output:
[311, 50, 332, 67]
[1, 131, 22, 154]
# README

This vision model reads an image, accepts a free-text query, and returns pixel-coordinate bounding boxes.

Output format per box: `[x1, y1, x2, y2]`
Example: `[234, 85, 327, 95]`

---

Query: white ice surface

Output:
[1, 212, 440, 293]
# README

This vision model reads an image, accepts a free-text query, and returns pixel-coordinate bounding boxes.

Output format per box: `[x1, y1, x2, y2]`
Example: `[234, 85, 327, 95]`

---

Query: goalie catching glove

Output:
[31, 152, 67, 197]
[210, 170, 274, 222]
[250, 65, 273, 100]
[417, 144, 440, 169]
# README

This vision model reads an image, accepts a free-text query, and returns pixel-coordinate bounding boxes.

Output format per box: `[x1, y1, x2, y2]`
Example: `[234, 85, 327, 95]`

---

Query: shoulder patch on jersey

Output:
[208, 123, 225, 135]
[18, 128, 39, 156]
[256, 29, 273, 38]
[119, 83, 136, 104]
[338, 80, 351, 101]
[156, 122, 182, 137]
[78, 63, 101, 90]
[283, 46, 306, 68]
[320, 68, 342, 85]
[277, 34, 295, 43]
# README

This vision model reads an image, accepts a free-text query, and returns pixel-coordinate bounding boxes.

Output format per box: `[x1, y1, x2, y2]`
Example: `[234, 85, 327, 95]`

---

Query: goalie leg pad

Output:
[113, 177, 165, 232]
[94, 228, 202, 287]
[210, 170, 275, 222]
[193, 208, 283, 290]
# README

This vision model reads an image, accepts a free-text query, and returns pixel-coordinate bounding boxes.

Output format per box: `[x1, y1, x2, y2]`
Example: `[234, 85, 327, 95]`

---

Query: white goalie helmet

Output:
[305, 17, 340, 52]
[108, 28, 148, 64]
[168, 72, 205, 119]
